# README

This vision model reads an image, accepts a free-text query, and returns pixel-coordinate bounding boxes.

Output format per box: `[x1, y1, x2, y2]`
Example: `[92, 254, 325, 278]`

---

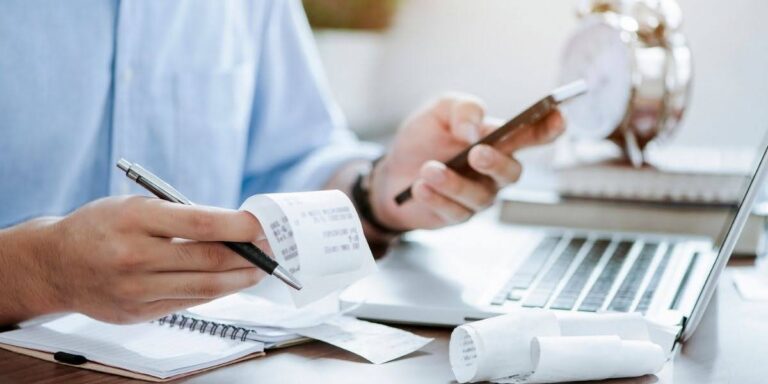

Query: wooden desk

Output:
[1, 267, 765, 384]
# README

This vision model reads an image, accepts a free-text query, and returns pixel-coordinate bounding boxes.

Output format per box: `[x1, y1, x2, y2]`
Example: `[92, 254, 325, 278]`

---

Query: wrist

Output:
[351, 157, 405, 247]
[367, 156, 408, 233]
[0, 217, 67, 324]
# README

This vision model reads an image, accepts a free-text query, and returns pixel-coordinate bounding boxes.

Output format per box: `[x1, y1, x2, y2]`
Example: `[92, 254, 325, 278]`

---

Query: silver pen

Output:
[116, 159, 303, 290]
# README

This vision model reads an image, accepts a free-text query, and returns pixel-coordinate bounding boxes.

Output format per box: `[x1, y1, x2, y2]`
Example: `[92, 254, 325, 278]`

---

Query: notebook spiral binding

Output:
[155, 314, 253, 342]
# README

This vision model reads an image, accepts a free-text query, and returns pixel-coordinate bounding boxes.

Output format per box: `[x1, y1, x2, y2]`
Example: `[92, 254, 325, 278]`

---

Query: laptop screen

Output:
[682, 134, 768, 340]
[712, 138, 768, 252]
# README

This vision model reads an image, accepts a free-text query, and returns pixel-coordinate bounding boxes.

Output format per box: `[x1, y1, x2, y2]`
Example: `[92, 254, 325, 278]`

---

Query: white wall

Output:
[314, 0, 768, 148]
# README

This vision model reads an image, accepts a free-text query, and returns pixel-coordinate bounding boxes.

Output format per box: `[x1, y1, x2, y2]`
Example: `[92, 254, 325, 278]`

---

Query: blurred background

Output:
[304, 0, 768, 149]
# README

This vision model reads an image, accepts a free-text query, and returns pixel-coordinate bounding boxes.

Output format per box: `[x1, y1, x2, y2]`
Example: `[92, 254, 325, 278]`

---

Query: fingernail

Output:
[422, 161, 447, 185]
[461, 123, 479, 143]
[475, 146, 494, 168]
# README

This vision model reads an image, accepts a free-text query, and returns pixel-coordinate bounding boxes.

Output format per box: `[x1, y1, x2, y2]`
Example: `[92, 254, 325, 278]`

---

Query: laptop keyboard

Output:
[607, 243, 659, 312]
[636, 245, 674, 313]
[522, 238, 586, 308]
[549, 239, 610, 310]
[492, 235, 674, 314]
[578, 241, 634, 312]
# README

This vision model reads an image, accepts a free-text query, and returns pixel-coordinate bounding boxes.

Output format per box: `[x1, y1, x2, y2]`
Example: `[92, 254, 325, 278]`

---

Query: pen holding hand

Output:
[15, 194, 270, 325]
[116, 159, 302, 291]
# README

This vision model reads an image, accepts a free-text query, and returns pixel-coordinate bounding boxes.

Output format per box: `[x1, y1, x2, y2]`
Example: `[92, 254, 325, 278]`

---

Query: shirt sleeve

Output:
[240, 0, 382, 199]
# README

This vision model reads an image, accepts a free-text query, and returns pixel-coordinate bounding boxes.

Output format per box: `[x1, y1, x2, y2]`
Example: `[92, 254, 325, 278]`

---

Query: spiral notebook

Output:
[0, 313, 268, 382]
[154, 313, 304, 346]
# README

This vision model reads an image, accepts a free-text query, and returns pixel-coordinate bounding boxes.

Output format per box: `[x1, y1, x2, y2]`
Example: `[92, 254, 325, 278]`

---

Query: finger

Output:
[412, 180, 473, 225]
[146, 239, 273, 272]
[496, 110, 565, 154]
[449, 97, 486, 144]
[143, 268, 265, 301]
[420, 160, 495, 211]
[479, 117, 504, 137]
[133, 198, 265, 242]
[468, 145, 523, 186]
[429, 93, 487, 143]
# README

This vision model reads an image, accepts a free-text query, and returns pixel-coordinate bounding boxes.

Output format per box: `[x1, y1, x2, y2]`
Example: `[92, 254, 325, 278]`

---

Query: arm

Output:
[0, 218, 62, 325]
[0, 197, 268, 327]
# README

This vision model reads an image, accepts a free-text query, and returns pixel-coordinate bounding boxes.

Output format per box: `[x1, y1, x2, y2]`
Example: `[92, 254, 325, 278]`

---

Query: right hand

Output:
[21, 196, 268, 324]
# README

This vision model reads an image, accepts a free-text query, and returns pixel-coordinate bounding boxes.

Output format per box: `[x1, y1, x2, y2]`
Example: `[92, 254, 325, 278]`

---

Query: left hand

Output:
[370, 93, 564, 231]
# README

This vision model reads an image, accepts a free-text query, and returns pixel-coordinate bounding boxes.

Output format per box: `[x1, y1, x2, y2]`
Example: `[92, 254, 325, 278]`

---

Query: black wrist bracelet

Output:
[351, 160, 404, 236]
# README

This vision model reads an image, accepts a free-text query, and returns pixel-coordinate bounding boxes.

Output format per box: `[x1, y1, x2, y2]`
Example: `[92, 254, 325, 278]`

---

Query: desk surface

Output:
[1, 266, 766, 384]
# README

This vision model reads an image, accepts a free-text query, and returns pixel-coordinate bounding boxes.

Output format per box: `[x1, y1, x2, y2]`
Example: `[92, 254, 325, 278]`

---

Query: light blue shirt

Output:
[0, 0, 380, 228]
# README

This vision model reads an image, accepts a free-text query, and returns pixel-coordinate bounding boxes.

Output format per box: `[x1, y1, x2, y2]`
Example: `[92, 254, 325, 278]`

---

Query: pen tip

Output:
[273, 265, 303, 291]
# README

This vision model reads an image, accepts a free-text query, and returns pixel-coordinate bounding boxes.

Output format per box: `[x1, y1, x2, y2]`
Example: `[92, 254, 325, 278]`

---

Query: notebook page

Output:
[0, 314, 263, 379]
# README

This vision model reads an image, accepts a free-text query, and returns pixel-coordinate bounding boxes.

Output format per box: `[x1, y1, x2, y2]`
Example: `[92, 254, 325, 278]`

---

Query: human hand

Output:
[371, 94, 564, 230]
[11, 196, 267, 324]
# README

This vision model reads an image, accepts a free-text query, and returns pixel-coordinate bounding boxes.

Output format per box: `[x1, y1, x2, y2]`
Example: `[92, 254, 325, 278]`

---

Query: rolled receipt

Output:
[556, 312, 649, 340]
[449, 311, 667, 383]
[449, 310, 560, 383]
[522, 336, 665, 383]
[241, 190, 377, 307]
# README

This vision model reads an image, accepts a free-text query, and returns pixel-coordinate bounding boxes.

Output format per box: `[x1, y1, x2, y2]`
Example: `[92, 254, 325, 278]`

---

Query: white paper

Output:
[555, 311, 649, 340]
[520, 336, 665, 384]
[448, 311, 668, 384]
[241, 190, 377, 307]
[292, 316, 433, 364]
[187, 293, 342, 329]
[449, 310, 560, 383]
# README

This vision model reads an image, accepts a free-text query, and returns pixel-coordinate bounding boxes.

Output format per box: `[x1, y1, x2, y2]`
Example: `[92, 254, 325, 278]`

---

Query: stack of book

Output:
[501, 143, 766, 256]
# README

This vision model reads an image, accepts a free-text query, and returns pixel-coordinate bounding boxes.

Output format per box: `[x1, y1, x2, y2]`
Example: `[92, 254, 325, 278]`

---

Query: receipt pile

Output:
[189, 293, 433, 364]
[449, 310, 673, 383]
[187, 190, 432, 364]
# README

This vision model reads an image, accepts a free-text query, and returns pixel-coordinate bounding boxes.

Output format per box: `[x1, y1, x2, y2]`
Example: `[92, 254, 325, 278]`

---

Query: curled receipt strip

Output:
[189, 293, 433, 364]
[241, 190, 377, 307]
[293, 316, 433, 364]
[449, 311, 673, 384]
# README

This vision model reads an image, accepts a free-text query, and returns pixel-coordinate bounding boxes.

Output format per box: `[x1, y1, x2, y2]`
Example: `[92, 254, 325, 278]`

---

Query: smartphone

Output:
[394, 79, 588, 206]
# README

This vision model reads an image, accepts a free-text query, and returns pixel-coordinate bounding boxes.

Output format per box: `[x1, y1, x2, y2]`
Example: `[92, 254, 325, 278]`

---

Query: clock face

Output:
[559, 19, 634, 140]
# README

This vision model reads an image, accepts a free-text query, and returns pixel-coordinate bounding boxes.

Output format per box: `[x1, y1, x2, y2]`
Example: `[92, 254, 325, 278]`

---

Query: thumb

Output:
[447, 96, 486, 144]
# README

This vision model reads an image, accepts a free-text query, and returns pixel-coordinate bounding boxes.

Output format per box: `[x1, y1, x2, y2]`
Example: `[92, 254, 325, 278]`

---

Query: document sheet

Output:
[449, 311, 668, 384]
[241, 190, 377, 307]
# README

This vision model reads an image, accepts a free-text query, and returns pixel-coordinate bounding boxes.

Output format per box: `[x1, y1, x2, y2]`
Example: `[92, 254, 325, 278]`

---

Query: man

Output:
[0, 1, 563, 326]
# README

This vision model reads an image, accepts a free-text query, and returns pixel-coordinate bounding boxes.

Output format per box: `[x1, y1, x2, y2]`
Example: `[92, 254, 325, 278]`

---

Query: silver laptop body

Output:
[341, 137, 768, 345]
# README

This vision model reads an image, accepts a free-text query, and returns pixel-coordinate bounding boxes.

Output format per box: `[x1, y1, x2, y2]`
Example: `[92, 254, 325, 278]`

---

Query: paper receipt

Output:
[241, 190, 377, 307]
[293, 316, 433, 364]
[449, 311, 667, 384]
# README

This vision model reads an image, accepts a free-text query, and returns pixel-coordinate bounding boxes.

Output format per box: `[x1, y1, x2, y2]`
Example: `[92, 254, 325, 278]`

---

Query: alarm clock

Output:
[559, 0, 693, 166]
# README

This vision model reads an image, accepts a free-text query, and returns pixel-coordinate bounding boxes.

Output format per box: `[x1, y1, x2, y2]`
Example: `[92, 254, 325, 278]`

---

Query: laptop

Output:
[340, 136, 768, 344]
